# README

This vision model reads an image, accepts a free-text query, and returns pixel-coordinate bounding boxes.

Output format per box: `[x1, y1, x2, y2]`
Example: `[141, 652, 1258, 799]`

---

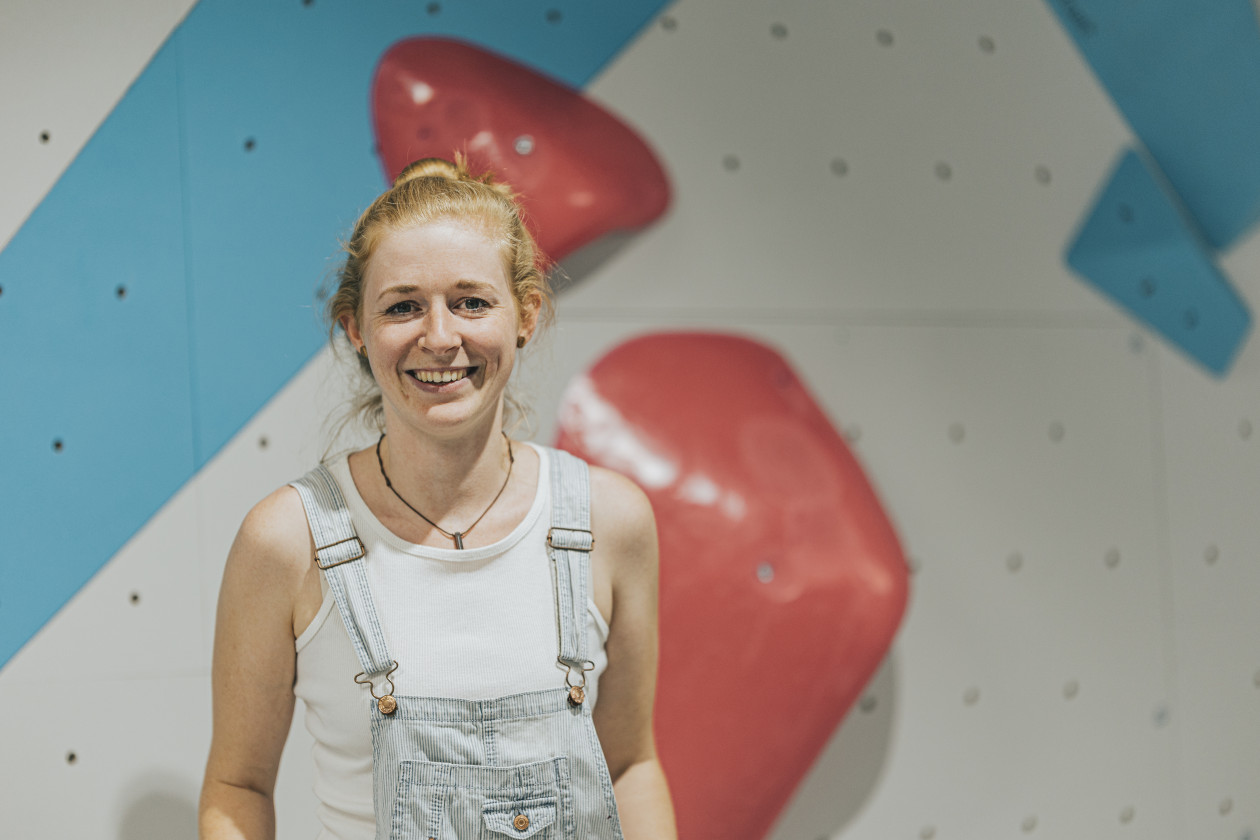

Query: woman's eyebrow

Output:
[378, 284, 420, 297]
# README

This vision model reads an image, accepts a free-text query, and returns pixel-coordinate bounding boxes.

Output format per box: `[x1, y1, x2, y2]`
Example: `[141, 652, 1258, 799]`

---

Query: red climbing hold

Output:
[555, 333, 909, 840]
[371, 38, 670, 262]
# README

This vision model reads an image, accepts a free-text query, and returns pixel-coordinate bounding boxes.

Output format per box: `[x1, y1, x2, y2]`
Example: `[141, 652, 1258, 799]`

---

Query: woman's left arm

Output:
[589, 467, 678, 840]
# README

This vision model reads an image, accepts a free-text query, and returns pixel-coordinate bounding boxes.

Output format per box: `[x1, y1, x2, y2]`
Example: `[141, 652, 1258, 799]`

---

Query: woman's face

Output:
[346, 218, 538, 440]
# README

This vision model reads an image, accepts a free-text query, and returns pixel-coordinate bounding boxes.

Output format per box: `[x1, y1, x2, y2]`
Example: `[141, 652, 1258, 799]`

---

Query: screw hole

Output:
[660, 15, 677, 31]
[40, 131, 51, 144]
[771, 23, 788, 39]
[116, 285, 127, 300]
[545, 9, 562, 23]
[66, 752, 77, 764]
[52, 439, 64, 453]
[258, 436, 269, 450]
[130, 592, 141, 605]
[876, 29, 894, 46]
[244, 137, 256, 152]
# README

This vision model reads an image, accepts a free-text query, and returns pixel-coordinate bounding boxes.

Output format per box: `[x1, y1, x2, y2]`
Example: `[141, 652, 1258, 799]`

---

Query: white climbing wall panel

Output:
[2, 1, 1259, 840]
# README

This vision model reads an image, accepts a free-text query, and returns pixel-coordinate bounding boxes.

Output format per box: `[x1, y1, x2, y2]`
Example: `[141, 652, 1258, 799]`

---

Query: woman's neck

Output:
[376, 417, 514, 524]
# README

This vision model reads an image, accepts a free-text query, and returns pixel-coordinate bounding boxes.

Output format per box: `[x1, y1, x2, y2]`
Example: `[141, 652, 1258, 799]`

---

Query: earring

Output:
[358, 344, 368, 357]
[516, 336, 526, 348]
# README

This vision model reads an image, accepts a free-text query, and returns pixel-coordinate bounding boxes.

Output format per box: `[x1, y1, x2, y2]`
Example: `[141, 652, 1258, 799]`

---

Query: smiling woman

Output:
[199, 158, 677, 840]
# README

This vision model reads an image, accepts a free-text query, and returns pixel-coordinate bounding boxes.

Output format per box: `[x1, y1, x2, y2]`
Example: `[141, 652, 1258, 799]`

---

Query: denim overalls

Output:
[291, 448, 626, 840]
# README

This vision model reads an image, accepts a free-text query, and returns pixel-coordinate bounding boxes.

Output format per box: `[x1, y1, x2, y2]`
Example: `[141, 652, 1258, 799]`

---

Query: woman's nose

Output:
[420, 306, 459, 353]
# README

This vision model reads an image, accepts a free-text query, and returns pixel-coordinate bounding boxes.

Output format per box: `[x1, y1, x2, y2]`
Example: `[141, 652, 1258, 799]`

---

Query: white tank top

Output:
[292, 443, 611, 840]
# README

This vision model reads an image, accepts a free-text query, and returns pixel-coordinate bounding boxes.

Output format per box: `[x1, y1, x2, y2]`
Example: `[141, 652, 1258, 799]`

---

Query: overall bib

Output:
[290, 448, 626, 840]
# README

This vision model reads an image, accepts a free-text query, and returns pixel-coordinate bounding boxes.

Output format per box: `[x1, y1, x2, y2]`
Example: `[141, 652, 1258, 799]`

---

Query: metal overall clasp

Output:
[563, 660, 596, 706]
[354, 660, 400, 715]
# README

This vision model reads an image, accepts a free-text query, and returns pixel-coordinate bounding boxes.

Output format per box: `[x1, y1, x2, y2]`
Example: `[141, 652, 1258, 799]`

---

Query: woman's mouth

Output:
[408, 367, 473, 386]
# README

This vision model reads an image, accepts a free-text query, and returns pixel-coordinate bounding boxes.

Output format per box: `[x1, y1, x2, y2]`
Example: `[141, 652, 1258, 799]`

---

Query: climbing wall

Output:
[2, 1, 1259, 839]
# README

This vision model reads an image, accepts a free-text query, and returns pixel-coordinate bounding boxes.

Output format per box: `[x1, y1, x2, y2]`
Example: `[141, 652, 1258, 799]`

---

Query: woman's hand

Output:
[199, 487, 311, 840]
[589, 467, 678, 840]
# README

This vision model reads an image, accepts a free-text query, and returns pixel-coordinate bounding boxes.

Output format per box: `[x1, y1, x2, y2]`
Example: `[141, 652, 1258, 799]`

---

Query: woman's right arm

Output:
[199, 487, 313, 840]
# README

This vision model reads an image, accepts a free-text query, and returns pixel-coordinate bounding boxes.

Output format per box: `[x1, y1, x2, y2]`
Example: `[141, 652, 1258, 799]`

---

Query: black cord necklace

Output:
[375, 432, 515, 550]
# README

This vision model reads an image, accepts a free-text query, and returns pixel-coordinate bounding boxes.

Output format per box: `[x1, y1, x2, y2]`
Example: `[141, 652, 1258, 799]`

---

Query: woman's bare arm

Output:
[199, 487, 312, 840]
[589, 468, 678, 840]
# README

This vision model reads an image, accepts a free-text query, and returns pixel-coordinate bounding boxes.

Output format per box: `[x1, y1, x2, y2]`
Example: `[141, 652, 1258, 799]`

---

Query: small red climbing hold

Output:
[371, 38, 671, 262]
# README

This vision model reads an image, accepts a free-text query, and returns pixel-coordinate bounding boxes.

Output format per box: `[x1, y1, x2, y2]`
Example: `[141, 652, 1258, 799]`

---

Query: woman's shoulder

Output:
[587, 463, 658, 563]
[228, 482, 315, 579]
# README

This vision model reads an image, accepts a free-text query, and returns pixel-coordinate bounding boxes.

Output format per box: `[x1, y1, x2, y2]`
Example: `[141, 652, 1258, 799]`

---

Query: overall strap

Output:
[546, 448, 594, 668]
[290, 465, 395, 678]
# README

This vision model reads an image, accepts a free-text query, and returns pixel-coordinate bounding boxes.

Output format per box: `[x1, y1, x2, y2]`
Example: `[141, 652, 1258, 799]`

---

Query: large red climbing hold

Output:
[371, 38, 670, 262]
[555, 333, 909, 840]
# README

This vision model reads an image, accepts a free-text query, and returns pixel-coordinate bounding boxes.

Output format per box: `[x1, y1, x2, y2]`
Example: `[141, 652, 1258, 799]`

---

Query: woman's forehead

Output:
[368, 220, 508, 277]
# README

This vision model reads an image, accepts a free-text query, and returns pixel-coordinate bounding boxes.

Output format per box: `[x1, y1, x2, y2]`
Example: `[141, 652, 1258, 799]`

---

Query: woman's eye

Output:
[459, 297, 492, 312]
[385, 301, 419, 316]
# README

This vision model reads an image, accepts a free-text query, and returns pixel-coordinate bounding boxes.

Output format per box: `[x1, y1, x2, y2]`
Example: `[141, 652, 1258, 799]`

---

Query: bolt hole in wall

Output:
[116, 284, 126, 300]
[52, 439, 64, 453]
[66, 751, 77, 765]
[39, 130, 50, 143]
[244, 137, 256, 152]
[129, 592, 141, 605]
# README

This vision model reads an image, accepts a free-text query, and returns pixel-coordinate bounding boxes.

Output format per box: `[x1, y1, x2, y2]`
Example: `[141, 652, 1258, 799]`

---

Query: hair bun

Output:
[392, 157, 466, 188]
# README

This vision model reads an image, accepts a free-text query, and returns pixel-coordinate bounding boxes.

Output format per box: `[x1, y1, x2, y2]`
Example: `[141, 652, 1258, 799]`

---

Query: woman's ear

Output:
[517, 290, 542, 345]
[341, 314, 365, 352]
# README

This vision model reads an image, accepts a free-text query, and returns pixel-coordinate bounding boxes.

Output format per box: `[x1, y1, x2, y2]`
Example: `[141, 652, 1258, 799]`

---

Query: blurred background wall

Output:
[1, 1, 1258, 838]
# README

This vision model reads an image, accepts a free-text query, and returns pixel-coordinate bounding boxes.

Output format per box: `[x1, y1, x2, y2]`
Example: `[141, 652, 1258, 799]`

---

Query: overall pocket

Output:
[480, 795, 557, 839]
[387, 756, 573, 840]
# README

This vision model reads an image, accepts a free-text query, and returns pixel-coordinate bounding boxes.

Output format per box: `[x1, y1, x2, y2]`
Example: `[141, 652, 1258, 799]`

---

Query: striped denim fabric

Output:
[291, 447, 624, 840]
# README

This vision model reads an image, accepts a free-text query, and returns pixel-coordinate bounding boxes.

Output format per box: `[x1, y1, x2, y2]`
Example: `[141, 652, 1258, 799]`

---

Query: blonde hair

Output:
[325, 156, 553, 432]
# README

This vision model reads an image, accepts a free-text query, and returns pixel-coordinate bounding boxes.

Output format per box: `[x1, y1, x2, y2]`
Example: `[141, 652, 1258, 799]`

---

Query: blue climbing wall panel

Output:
[1067, 151, 1251, 375]
[1044, 0, 1260, 373]
[0, 0, 668, 669]
[1045, 0, 1260, 249]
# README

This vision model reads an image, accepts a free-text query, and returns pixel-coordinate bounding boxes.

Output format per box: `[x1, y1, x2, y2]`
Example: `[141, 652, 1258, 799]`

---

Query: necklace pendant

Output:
[453, 532, 464, 550]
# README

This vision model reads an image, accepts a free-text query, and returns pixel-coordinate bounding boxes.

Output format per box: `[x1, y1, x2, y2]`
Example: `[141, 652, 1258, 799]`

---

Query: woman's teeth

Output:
[414, 369, 469, 384]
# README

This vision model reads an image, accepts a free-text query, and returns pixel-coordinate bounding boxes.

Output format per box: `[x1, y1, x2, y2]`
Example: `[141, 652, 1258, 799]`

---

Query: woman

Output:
[199, 158, 676, 840]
